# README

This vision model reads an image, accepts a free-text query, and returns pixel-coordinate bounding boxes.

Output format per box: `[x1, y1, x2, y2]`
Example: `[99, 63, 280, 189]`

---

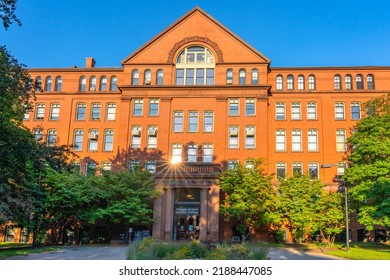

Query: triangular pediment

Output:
[121, 7, 270, 65]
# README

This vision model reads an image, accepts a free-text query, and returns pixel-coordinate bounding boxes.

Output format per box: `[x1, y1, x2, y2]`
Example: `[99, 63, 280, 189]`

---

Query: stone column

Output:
[208, 187, 220, 241]
[199, 188, 208, 241]
[152, 188, 163, 240]
[163, 187, 174, 241]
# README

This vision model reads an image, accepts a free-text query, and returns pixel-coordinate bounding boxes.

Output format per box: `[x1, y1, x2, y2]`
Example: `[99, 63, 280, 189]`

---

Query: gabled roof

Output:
[121, 7, 270, 65]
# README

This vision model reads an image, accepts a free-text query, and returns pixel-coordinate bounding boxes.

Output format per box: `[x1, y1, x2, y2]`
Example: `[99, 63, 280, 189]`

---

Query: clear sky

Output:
[1, 0, 390, 68]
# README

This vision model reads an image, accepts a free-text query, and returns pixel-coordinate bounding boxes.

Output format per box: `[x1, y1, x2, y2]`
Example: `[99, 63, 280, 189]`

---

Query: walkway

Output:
[267, 247, 344, 260]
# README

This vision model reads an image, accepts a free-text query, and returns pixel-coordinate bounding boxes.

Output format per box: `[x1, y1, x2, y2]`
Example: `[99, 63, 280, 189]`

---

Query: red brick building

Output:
[16, 7, 389, 243]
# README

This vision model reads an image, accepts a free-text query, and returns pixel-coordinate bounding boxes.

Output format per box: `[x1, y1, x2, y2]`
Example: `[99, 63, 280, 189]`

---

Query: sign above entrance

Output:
[175, 207, 199, 215]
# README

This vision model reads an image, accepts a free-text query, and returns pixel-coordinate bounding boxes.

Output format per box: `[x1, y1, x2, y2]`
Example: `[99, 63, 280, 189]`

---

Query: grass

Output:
[322, 242, 390, 260]
[0, 243, 61, 260]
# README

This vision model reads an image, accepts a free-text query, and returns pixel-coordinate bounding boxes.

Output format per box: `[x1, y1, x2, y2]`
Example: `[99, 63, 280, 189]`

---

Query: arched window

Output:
[100, 76, 107, 91]
[356, 74, 363, 89]
[187, 143, 198, 163]
[226, 69, 233, 84]
[239, 69, 246, 85]
[132, 70, 139, 85]
[287, 75, 294, 90]
[110, 76, 117, 91]
[367, 74, 375, 90]
[45, 76, 52, 91]
[175, 45, 215, 85]
[156, 69, 163, 85]
[35, 76, 42, 92]
[144, 70, 151, 85]
[334, 75, 341, 90]
[202, 144, 213, 163]
[251, 69, 259, 85]
[297, 75, 305, 90]
[345, 75, 352, 90]
[79, 76, 86, 92]
[89, 76, 97, 91]
[54, 76, 62, 91]
[276, 75, 283, 90]
[308, 75, 316, 90]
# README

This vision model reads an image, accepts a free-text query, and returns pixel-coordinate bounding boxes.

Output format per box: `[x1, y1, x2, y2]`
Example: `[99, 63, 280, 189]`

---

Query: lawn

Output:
[322, 242, 390, 260]
[0, 243, 61, 260]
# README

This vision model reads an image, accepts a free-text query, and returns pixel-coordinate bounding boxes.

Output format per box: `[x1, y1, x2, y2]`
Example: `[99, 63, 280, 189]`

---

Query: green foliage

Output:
[219, 159, 275, 240]
[0, 0, 21, 29]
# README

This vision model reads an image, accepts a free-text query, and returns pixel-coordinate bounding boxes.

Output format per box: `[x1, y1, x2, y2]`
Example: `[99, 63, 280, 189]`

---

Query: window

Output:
[47, 129, 57, 146]
[228, 126, 239, 149]
[239, 69, 246, 84]
[156, 70, 163, 85]
[356, 74, 363, 89]
[367, 74, 375, 90]
[292, 162, 302, 175]
[144, 70, 151, 85]
[276, 163, 286, 180]
[245, 126, 255, 149]
[102, 162, 112, 171]
[91, 103, 101, 120]
[307, 102, 317, 120]
[245, 159, 255, 169]
[106, 103, 116, 120]
[103, 129, 114, 151]
[79, 76, 86, 91]
[132, 70, 139, 85]
[245, 98, 255, 116]
[203, 111, 214, 132]
[308, 129, 318, 152]
[229, 98, 239, 116]
[227, 160, 239, 170]
[172, 144, 182, 164]
[292, 129, 302, 152]
[110, 76, 117, 91]
[336, 129, 347, 152]
[251, 69, 259, 84]
[45, 76, 52, 91]
[308, 75, 316, 90]
[35, 103, 45, 120]
[187, 143, 198, 163]
[202, 144, 213, 163]
[129, 159, 140, 171]
[309, 163, 319, 179]
[145, 161, 156, 174]
[100, 76, 107, 91]
[226, 69, 233, 84]
[89, 76, 97, 91]
[23, 105, 30, 120]
[345, 75, 352, 90]
[35, 76, 42, 91]
[335, 102, 345, 120]
[291, 102, 301, 120]
[73, 129, 83, 151]
[149, 99, 159, 116]
[276, 130, 286, 151]
[276, 75, 283, 90]
[337, 162, 346, 179]
[50, 103, 60, 120]
[131, 126, 141, 148]
[76, 103, 86, 120]
[88, 129, 99, 151]
[147, 126, 158, 149]
[173, 111, 183, 132]
[334, 75, 341, 90]
[287, 75, 294, 90]
[275, 102, 286, 120]
[351, 102, 361, 120]
[188, 111, 198, 132]
[86, 162, 96, 174]
[33, 129, 43, 141]
[55, 76, 62, 91]
[176, 46, 215, 85]
[133, 99, 143, 116]
[298, 75, 304, 90]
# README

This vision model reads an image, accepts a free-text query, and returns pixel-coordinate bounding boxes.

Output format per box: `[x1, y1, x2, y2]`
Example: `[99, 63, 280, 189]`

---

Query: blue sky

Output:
[1, 0, 390, 68]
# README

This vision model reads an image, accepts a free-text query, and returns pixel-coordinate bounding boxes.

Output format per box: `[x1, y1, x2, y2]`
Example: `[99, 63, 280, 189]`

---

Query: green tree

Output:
[0, 0, 21, 29]
[219, 160, 275, 242]
[275, 174, 323, 243]
[345, 94, 390, 230]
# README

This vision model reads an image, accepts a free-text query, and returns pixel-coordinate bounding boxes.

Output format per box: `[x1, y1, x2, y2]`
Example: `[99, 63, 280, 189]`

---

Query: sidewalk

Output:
[267, 247, 344, 260]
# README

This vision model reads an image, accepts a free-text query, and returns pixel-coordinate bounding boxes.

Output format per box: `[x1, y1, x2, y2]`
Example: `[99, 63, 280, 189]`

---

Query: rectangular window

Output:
[351, 102, 361, 120]
[133, 99, 143, 116]
[103, 129, 114, 151]
[186, 69, 194, 85]
[106, 103, 116, 121]
[228, 126, 239, 149]
[203, 111, 214, 132]
[309, 163, 319, 179]
[227, 160, 239, 170]
[149, 99, 159, 116]
[76, 103, 86, 120]
[291, 102, 301, 120]
[206, 68, 214, 85]
[145, 161, 156, 174]
[336, 129, 347, 152]
[337, 162, 346, 179]
[292, 129, 302, 152]
[88, 130, 99, 151]
[86, 162, 96, 174]
[307, 102, 317, 120]
[73, 129, 83, 151]
[102, 162, 112, 171]
[335, 102, 345, 120]
[173, 111, 183, 132]
[196, 69, 204, 85]
[276, 163, 286, 180]
[176, 69, 184, 85]
[275, 103, 285, 120]
[50, 104, 60, 120]
[35, 104, 45, 120]
[276, 130, 286, 151]
[129, 159, 140, 171]
[131, 126, 141, 148]
[187, 144, 197, 163]
[172, 144, 182, 164]
[47, 129, 57, 146]
[245, 98, 255, 116]
[203, 144, 213, 163]
[229, 99, 239, 116]
[308, 129, 318, 152]
[91, 103, 101, 120]
[245, 126, 255, 149]
[292, 162, 302, 175]
[147, 126, 158, 149]
[188, 111, 198, 132]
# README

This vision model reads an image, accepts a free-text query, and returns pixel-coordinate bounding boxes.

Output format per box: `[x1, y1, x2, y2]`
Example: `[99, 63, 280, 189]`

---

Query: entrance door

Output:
[175, 215, 199, 241]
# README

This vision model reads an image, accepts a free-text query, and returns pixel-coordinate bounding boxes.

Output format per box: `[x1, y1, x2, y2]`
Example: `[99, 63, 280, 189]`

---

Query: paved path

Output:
[267, 247, 344, 260]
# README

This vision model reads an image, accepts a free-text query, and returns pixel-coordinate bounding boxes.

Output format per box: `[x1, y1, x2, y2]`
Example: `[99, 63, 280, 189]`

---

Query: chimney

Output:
[86, 57, 96, 68]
